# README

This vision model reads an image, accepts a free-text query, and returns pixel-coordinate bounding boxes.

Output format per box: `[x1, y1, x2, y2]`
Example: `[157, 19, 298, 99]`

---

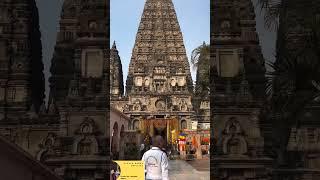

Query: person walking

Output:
[142, 135, 169, 180]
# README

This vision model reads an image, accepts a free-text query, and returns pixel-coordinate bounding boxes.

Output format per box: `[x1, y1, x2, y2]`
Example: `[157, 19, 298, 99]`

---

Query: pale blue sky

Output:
[110, 0, 211, 84]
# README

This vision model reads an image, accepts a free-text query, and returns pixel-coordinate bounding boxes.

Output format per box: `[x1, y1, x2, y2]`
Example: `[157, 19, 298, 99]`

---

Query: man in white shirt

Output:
[142, 135, 169, 180]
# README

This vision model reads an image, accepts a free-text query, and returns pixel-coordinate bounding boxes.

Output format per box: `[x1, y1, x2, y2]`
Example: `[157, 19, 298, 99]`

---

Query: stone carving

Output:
[155, 100, 166, 111]
[222, 118, 248, 155]
[133, 100, 142, 111]
[78, 137, 93, 155]
[37, 133, 57, 161]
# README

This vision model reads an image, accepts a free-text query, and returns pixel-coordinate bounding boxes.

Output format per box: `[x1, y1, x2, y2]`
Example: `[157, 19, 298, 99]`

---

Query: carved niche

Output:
[170, 78, 177, 87]
[78, 137, 94, 155]
[37, 133, 57, 161]
[222, 117, 248, 156]
[76, 117, 99, 135]
[73, 117, 99, 155]
[144, 77, 150, 87]
[155, 100, 166, 111]
[81, 50, 104, 78]
[179, 99, 188, 111]
[221, 20, 231, 29]
[134, 76, 143, 87]
[177, 76, 186, 86]
[216, 49, 243, 78]
[133, 100, 142, 111]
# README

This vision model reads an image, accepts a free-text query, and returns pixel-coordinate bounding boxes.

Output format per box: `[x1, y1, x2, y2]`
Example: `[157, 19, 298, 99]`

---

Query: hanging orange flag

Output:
[192, 136, 197, 147]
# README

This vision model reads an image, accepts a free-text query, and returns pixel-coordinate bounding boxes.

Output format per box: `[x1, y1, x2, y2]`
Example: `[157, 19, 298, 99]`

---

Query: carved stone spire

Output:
[126, 0, 193, 94]
[0, 0, 45, 119]
[111, 0, 195, 142]
[110, 41, 124, 98]
[49, 0, 109, 102]
[112, 41, 117, 49]
[48, 98, 57, 115]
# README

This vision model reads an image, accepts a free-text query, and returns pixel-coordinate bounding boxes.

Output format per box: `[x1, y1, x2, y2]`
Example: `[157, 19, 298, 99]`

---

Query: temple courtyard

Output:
[168, 158, 210, 180]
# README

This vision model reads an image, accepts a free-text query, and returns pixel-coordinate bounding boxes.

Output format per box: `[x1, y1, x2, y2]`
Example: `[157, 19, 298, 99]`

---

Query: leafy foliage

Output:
[124, 143, 139, 160]
[191, 42, 210, 95]
[259, 0, 320, 165]
[256, 0, 282, 30]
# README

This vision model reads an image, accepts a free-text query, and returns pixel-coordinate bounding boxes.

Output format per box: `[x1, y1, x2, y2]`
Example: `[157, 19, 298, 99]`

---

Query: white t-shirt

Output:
[142, 147, 169, 180]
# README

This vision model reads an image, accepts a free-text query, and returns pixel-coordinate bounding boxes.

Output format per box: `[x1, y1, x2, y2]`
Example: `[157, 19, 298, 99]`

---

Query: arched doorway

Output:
[111, 122, 119, 159]
[119, 125, 125, 159]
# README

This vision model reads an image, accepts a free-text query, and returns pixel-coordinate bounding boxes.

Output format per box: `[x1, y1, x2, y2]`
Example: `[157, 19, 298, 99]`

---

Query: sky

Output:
[35, 0, 276, 102]
[36, 0, 64, 102]
[111, 0, 211, 84]
[252, 0, 277, 63]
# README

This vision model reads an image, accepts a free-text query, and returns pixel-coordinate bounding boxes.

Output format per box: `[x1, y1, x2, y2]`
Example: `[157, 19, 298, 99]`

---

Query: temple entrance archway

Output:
[140, 118, 179, 145]
[154, 126, 167, 142]
[111, 122, 119, 159]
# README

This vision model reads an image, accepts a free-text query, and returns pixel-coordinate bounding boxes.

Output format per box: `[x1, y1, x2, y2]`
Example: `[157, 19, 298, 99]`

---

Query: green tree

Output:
[258, 0, 320, 165]
[191, 42, 210, 95]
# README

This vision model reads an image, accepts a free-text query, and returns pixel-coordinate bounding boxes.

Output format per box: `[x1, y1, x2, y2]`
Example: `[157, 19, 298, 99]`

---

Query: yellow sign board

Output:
[113, 161, 145, 180]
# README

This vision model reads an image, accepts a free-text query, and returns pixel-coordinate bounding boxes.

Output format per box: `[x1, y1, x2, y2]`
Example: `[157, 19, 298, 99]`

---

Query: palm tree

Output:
[190, 42, 210, 118]
[261, 0, 320, 117]
[256, 0, 282, 31]
[190, 42, 210, 95]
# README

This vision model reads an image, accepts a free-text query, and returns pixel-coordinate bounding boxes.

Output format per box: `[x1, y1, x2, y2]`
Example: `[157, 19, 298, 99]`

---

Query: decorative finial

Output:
[112, 41, 117, 49]
[48, 98, 57, 115]
[39, 101, 47, 114]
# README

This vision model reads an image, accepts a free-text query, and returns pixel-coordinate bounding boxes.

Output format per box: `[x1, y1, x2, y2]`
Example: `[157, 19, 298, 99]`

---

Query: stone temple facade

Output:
[111, 0, 198, 145]
[211, 0, 272, 179]
[211, 0, 320, 179]
[0, 0, 109, 180]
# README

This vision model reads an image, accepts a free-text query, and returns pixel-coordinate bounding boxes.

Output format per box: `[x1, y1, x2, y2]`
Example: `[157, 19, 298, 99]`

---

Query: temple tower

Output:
[110, 41, 124, 99]
[44, 0, 109, 179]
[0, 0, 44, 122]
[211, 0, 272, 179]
[124, 0, 194, 142]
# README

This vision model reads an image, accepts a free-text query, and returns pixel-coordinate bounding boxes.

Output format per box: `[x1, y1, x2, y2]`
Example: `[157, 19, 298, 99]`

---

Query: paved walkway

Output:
[168, 160, 210, 180]
[186, 156, 210, 172]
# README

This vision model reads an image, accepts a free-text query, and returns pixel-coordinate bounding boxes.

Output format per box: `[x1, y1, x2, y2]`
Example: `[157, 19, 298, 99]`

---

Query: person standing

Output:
[142, 135, 169, 180]
[140, 143, 145, 158]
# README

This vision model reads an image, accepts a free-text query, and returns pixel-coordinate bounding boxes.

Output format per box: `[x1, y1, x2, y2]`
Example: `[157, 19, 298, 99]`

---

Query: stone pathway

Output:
[168, 160, 210, 180]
